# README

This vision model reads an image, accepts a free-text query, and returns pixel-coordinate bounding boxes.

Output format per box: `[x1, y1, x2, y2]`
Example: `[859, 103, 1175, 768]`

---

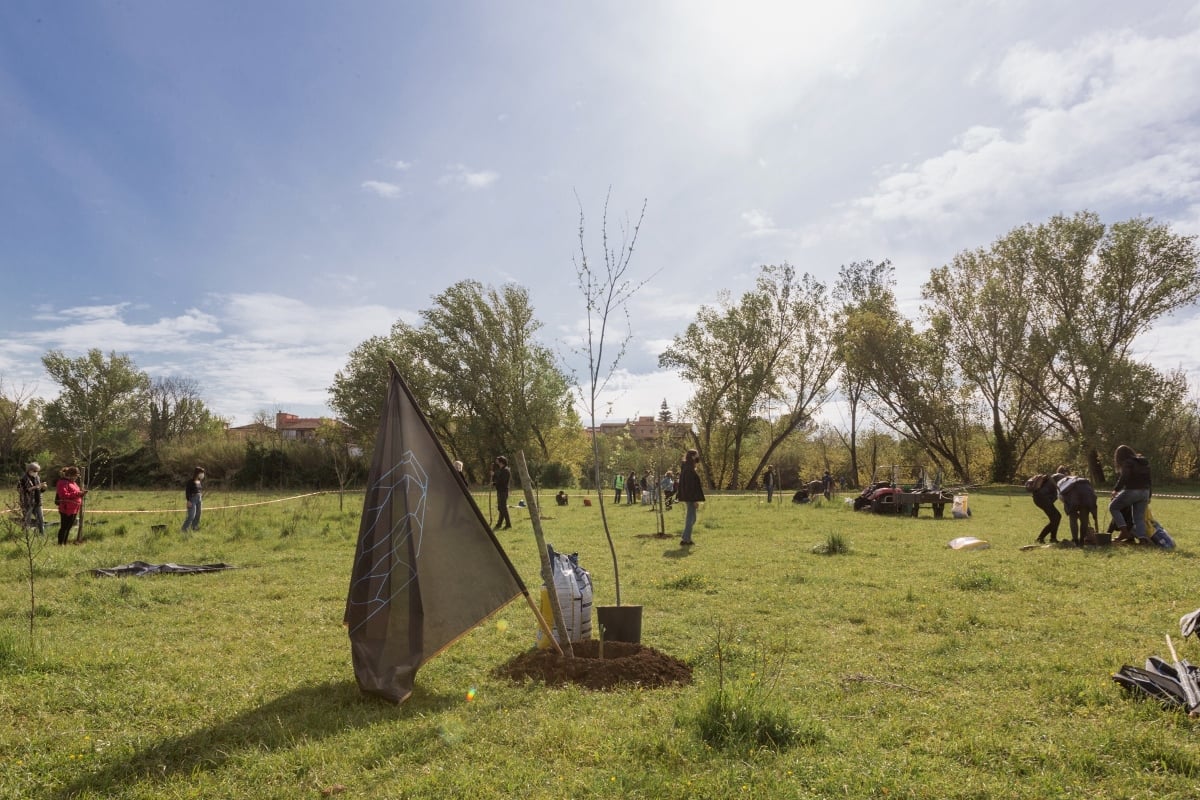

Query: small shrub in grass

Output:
[662, 573, 708, 591]
[811, 532, 850, 555]
[687, 625, 822, 751]
[691, 688, 818, 750]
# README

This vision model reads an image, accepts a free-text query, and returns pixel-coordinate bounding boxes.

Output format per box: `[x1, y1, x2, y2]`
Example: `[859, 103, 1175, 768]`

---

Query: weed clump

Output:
[811, 532, 850, 555]
[687, 625, 821, 751]
[692, 688, 817, 750]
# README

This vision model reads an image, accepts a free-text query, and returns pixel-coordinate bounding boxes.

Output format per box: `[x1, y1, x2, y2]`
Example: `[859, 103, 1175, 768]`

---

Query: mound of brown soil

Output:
[495, 640, 692, 690]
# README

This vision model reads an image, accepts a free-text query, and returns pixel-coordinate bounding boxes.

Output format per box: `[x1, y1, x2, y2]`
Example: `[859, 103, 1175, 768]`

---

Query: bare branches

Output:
[572, 187, 654, 408]
[572, 188, 653, 607]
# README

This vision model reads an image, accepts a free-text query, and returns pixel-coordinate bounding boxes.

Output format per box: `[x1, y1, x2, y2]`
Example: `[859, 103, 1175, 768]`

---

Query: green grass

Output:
[4, 484, 1200, 798]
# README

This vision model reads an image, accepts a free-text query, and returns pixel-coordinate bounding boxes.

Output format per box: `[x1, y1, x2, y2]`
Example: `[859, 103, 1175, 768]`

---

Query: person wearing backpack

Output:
[1025, 471, 1062, 544]
[19, 462, 48, 535]
[1055, 466, 1099, 546]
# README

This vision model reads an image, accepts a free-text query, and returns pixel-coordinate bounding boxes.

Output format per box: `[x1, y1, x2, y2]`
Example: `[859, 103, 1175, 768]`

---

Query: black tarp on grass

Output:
[90, 561, 235, 577]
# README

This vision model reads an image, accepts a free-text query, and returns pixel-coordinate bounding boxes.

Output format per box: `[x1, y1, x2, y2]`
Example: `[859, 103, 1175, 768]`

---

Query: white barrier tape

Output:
[82, 491, 330, 514]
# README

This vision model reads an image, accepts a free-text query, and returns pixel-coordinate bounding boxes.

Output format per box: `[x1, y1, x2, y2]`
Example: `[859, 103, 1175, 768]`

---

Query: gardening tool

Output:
[1165, 635, 1200, 717]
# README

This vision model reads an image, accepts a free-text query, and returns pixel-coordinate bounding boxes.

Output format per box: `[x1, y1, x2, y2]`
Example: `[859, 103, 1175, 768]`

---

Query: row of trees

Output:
[5, 210, 1198, 497]
[1, 351, 366, 497]
[329, 211, 1200, 490]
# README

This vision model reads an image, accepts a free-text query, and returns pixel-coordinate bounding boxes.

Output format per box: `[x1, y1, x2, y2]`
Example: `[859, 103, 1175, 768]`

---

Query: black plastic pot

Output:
[596, 604, 643, 644]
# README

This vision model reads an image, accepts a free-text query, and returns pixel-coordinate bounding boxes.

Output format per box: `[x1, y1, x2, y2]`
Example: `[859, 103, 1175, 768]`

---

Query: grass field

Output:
[4, 484, 1200, 799]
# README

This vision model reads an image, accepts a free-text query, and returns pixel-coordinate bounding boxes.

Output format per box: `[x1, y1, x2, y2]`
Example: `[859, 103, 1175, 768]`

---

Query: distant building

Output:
[226, 411, 346, 441]
[588, 415, 696, 443]
[225, 421, 272, 439]
[275, 412, 324, 440]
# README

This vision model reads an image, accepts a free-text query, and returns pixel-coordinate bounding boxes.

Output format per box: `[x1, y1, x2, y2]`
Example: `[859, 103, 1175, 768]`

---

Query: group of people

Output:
[18, 462, 204, 544]
[1027, 444, 1161, 546]
[605, 452, 704, 544]
[611, 469, 681, 509]
[18, 462, 88, 545]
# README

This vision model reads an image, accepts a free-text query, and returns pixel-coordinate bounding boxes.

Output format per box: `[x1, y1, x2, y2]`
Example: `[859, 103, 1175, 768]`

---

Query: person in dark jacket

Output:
[182, 466, 205, 533]
[676, 449, 706, 546]
[1055, 465, 1099, 546]
[763, 465, 776, 504]
[492, 456, 512, 530]
[1027, 471, 1062, 544]
[19, 462, 48, 535]
[1110, 444, 1151, 543]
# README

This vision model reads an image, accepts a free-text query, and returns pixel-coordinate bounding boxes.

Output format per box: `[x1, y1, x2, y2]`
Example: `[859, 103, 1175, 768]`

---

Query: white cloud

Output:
[851, 20, 1200, 226]
[1, 295, 410, 425]
[578, 367, 690, 424]
[391, 160, 412, 171]
[360, 180, 402, 198]
[741, 208, 776, 236]
[439, 163, 499, 189]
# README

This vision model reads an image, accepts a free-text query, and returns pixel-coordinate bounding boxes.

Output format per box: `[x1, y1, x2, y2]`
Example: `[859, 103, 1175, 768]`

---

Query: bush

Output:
[692, 688, 814, 750]
[811, 532, 850, 555]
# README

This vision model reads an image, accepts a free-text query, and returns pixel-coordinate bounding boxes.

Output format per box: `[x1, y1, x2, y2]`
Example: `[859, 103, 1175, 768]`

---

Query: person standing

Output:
[1110, 445, 1151, 543]
[660, 470, 676, 509]
[626, 470, 637, 505]
[613, 472, 624, 504]
[182, 467, 205, 533]
[763, 465, 776, 504]
[19, 462, 48, 535]
[676, 449, 705, 546]
[492, 456, 512, 530]
[821, 469, 833, 501]
[55, 465, 87, 545]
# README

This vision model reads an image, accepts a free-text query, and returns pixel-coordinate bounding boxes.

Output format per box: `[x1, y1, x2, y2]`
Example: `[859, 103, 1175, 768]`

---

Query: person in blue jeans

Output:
[1109, 445, 1151, 543]
[182, 466, 205, 532]
[676, 449, 706, 546]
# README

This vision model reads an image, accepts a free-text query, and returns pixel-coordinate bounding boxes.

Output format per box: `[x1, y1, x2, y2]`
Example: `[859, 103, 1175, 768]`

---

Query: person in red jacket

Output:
[55, 465, 88, 545]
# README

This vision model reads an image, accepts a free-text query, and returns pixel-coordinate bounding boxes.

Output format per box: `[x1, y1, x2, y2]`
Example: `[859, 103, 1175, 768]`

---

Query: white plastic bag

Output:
[952, 494, 970, 519]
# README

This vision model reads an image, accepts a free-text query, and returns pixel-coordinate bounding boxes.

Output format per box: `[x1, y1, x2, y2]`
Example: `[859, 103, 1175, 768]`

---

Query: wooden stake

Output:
[516, 451, 573, 657]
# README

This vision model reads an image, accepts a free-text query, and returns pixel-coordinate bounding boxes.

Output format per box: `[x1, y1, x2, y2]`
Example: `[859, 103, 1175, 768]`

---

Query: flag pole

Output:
[516, 450, 573, 657]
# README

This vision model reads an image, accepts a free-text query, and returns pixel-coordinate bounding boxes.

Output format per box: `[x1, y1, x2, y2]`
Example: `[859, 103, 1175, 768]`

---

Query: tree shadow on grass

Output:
[52, 680, 460, 799]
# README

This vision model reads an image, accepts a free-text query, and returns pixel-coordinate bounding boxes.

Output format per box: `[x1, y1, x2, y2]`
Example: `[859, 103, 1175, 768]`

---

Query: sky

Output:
[2, 1, 1199, 428]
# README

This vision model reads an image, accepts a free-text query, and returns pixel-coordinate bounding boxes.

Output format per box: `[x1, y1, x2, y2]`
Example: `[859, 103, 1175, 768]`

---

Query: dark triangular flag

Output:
[344, 361, 527, 702]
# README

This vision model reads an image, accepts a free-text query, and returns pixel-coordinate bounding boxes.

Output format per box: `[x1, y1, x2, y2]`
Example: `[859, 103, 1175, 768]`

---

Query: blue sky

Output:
[2, 1, 1199, 427]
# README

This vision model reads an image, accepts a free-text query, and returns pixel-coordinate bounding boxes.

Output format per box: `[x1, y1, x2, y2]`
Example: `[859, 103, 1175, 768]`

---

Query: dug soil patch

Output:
[495, 640, 692, 690]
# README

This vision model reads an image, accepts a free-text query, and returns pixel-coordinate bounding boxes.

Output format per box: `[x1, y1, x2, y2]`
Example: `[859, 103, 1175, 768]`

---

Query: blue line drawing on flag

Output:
[346, 449, 428, 633]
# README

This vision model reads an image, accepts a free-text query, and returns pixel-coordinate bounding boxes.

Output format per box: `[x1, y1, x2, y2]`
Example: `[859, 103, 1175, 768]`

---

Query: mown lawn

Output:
[3, 484, 1200, 799]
